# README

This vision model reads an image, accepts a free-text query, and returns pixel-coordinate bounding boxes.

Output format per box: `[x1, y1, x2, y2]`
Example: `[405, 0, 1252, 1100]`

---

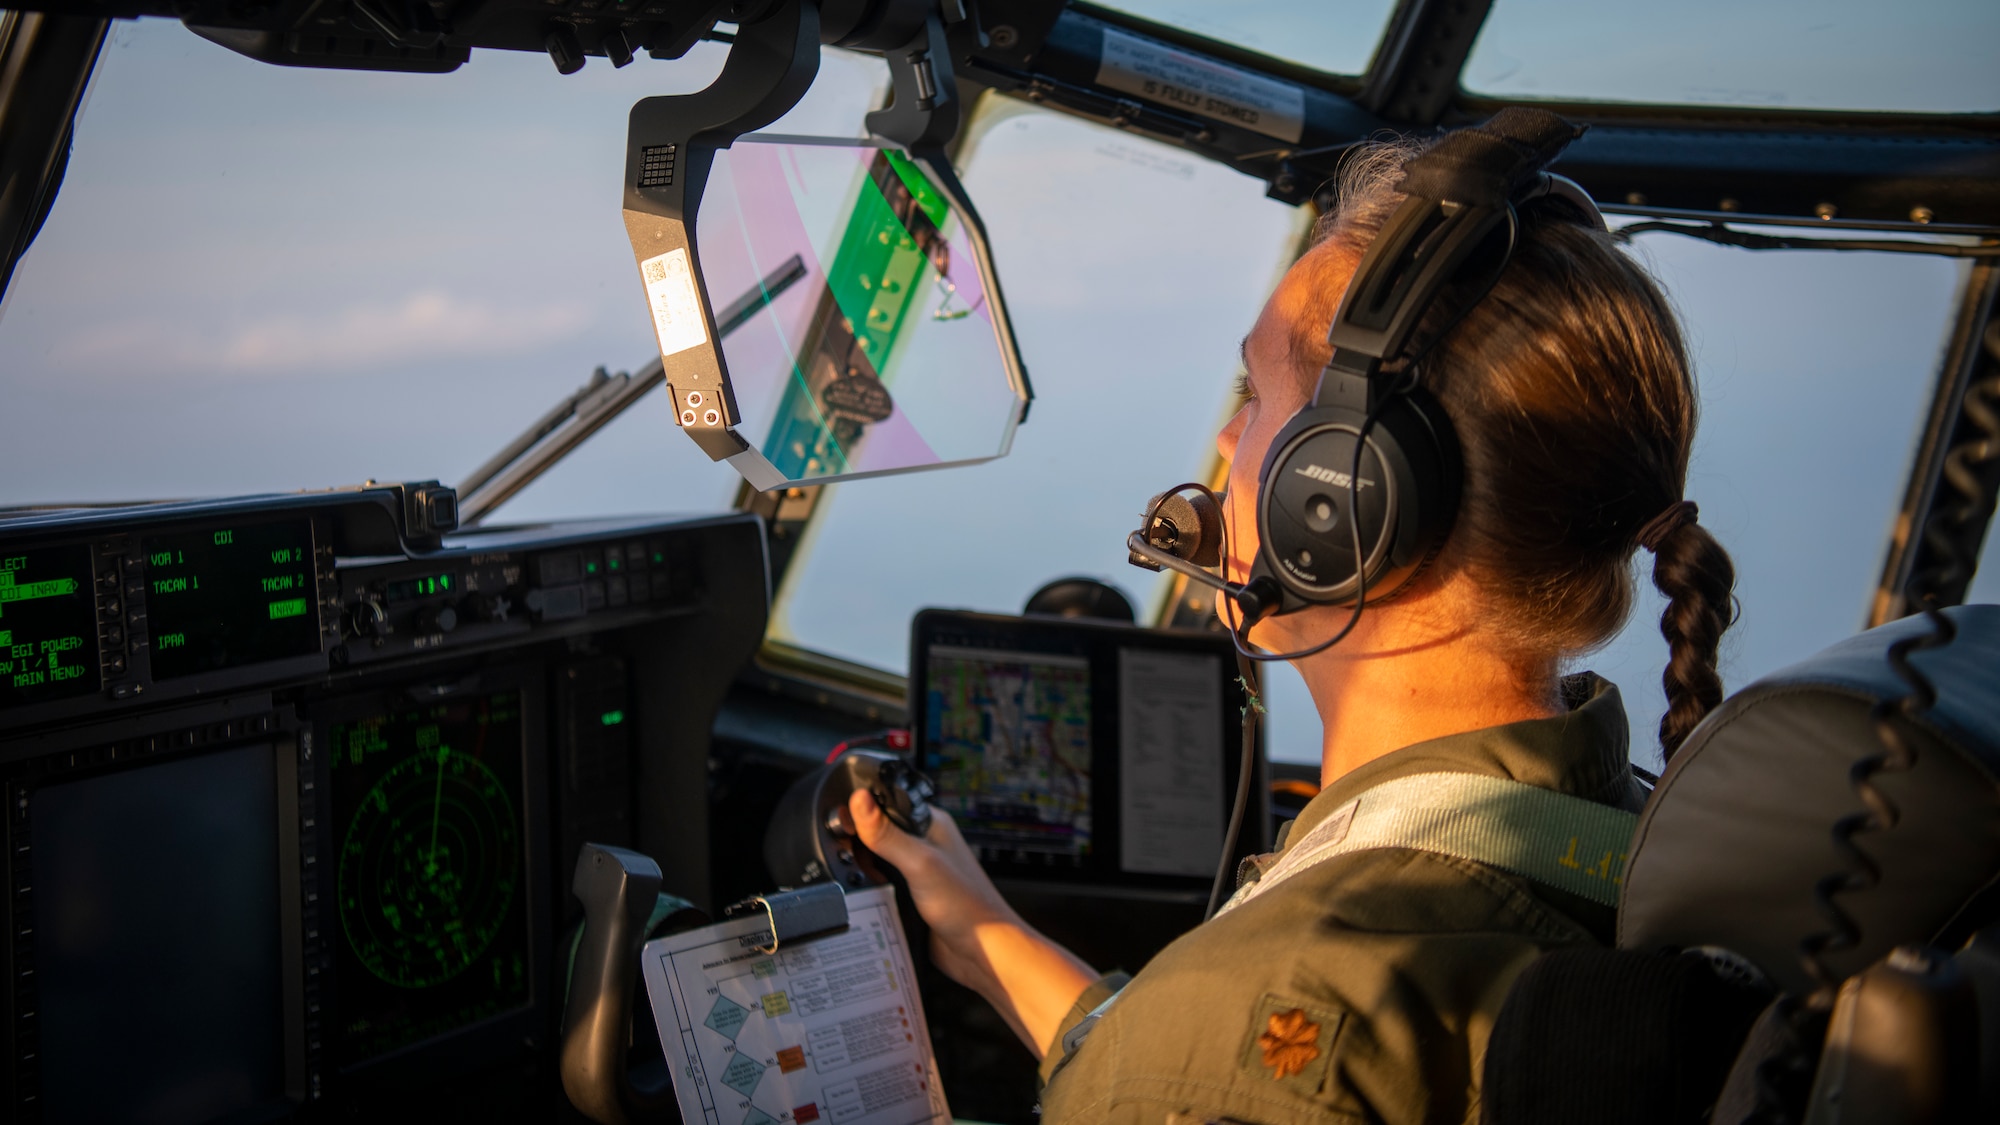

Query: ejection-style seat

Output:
[1483, 604, 2000, 1124]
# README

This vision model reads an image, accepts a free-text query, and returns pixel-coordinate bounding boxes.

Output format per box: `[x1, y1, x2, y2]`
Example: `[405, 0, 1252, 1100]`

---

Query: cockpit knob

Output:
[352, 597, 388, 639]
[603, 27, 635, 68]
[545, 24, 585, 75]
[416, 603, 458, 635]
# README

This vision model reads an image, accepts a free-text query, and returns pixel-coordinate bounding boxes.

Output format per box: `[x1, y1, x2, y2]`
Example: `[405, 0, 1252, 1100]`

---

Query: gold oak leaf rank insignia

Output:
[1257, 1008, 1321, 1079]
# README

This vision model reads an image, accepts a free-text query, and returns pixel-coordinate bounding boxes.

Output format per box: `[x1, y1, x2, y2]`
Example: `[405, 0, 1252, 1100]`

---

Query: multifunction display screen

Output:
[143, 521, 320, 680]
[0, 544, 99, 709]
[330, 689, 530, 1066]
[924, 644, 1093, 865]
[32, 744, 286, 1122]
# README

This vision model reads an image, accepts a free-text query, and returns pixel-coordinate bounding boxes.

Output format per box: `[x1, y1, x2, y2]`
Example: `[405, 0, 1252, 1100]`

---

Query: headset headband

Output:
[1319, 108, 1603, 409]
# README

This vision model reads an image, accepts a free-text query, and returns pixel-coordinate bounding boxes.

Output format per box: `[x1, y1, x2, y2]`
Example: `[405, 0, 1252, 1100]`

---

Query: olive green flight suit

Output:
[1037, 675, 1645, 1125]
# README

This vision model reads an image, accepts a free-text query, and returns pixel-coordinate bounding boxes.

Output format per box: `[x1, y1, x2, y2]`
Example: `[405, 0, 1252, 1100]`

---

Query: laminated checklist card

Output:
[642, 884, 950, 1125]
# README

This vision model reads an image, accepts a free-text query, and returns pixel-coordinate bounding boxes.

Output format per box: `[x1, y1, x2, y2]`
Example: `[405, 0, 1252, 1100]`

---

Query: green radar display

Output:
[330, 689, 529, 1066]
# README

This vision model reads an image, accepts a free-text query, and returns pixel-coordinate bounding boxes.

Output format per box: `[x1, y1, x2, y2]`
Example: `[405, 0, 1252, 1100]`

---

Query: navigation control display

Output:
[0, 545, 100, 709]
[330, 689, 529, 1066]
[143, 521, 320, 680]
[911, 609, 1249, 889]
[925, 644, 1094, 865]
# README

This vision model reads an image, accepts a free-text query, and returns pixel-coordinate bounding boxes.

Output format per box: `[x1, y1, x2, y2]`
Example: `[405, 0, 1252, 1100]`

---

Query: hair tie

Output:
[1636, 500, 1698, 553]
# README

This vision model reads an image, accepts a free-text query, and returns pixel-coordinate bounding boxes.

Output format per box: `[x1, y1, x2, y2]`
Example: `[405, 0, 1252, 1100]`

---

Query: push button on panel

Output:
[524, 585, 586, 621]
[415, 604, 458, 635]
[533, 552, 583, 586]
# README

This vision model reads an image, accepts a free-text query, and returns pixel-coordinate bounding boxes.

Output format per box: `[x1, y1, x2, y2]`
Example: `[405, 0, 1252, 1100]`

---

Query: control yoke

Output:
[764, 749, 937, 888]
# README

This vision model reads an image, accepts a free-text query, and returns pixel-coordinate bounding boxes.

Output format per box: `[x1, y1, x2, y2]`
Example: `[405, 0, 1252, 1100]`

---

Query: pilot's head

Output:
[1219, 139, 1734, 759]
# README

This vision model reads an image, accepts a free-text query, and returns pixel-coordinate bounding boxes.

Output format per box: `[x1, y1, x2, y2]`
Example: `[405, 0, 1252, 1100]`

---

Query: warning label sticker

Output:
[641, 247, 709, 358]
[1095, 27, 1306, 143]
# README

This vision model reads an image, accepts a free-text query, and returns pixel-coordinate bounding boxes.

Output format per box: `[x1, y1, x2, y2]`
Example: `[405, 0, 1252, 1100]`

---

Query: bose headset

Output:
[1131, 107, 1608, 659]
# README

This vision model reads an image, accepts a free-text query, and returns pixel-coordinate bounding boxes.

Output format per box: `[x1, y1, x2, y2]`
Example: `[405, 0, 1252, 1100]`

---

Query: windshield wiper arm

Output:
[716, 253, 808, 335]
[1616, 220, 2000, 258]
[456, 253, 808, 526]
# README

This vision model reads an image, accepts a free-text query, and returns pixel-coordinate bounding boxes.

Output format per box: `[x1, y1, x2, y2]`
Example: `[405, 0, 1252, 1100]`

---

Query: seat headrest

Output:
[1619, 604, 2000, 995]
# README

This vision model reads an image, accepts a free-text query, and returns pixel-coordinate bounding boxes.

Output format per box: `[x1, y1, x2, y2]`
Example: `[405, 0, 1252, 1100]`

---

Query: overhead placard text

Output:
[1095, 27, 1306, 144]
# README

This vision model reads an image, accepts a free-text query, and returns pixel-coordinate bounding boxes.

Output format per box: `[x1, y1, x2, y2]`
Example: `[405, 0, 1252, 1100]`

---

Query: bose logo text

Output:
[1294, 464, 1376, 489]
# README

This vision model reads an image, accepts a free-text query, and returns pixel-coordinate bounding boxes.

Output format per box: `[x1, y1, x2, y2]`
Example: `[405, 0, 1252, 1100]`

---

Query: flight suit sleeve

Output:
[1037, 971, 1132, 1086]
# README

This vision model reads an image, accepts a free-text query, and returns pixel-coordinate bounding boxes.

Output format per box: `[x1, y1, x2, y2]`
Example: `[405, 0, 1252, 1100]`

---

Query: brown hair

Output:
[1295, 141, 1736, 759]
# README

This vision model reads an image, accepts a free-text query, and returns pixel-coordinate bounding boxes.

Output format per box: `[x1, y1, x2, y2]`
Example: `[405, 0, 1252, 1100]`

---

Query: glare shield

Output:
[687, 137, 1030, 489]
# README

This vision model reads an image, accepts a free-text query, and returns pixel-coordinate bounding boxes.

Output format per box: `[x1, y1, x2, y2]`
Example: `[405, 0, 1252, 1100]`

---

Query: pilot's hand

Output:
[847, 789, 1098, 1056]
[845, 790, 1013, 987]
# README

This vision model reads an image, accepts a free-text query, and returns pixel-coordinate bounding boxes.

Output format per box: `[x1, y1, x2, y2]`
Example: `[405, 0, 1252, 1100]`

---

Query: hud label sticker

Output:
[640, 247, 708, 358]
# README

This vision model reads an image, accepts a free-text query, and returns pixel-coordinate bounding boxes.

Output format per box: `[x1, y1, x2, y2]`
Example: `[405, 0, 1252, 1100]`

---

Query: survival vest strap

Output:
[1217, 771, 1640, 914]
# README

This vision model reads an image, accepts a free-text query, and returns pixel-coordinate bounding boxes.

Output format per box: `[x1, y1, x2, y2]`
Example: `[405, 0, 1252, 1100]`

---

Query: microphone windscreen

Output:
[1143, 490, 1224, 568]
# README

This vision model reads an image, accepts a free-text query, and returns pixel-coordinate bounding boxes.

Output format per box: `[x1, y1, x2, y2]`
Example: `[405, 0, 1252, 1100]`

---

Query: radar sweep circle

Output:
[338, 743, 520, 988]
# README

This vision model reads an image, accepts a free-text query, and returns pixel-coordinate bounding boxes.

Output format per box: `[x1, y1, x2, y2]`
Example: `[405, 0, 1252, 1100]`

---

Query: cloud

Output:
[53, 288, 595, 377]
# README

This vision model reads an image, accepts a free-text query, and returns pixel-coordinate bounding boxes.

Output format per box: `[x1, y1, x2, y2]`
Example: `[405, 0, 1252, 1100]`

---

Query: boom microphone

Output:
[1125, 483, 1280, 624]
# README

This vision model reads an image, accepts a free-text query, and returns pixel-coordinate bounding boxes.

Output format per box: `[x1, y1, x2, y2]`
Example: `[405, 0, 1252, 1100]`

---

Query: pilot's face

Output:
[1214, 240, 1355, 644]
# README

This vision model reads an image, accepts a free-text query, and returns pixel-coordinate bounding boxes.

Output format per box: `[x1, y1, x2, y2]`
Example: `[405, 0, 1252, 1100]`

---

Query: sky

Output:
[2, 18, 1995, 767]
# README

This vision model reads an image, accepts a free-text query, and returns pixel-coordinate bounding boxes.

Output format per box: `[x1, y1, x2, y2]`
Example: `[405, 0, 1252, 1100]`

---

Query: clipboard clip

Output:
[725, 881, 850, 954]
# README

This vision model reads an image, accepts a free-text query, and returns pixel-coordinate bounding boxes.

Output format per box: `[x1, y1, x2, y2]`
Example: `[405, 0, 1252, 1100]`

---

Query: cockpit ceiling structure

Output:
[2, 0, 1997, 257]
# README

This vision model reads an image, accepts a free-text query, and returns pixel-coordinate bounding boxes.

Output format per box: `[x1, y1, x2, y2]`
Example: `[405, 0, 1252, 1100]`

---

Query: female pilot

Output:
[846, 116, 1736, 1124]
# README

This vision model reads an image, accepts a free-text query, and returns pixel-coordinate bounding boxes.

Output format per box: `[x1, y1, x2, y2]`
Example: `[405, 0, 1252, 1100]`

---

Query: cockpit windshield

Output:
[1465, 0, 2000, 113]
[0, 24, 890, 516]
[0, 17, 1985, 770]
[1092, 0, 2000, 115]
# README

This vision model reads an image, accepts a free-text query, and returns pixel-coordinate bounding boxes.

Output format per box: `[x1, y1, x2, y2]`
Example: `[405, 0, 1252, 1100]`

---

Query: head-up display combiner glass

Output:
[692, 136, 1027, 485]
[620, 0, 1030, 492]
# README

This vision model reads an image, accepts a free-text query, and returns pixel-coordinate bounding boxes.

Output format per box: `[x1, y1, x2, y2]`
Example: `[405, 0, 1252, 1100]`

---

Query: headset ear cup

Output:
[1260, 413, 1394, 601]
[1255, 390, 1459, 608]
[1374, 387, 1461, 601]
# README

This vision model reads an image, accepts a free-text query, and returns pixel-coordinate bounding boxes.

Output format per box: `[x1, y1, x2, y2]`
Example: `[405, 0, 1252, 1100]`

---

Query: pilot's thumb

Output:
[847, 788, 921, 869]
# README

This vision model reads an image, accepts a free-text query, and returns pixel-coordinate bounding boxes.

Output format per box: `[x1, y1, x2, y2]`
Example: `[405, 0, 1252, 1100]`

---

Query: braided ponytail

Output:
[1650, 521, 1736, 758]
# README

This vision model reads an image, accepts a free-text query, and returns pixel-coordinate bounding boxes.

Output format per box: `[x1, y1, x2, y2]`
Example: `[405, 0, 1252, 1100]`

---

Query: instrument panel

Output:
[144, 519, 323, 681]
[0, 511, 338, 726]
[0, 485, 771, 1122]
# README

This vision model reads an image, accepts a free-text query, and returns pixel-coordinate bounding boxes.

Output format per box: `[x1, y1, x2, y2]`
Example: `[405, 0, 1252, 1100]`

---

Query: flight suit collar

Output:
[1276, 672, 1640, 863]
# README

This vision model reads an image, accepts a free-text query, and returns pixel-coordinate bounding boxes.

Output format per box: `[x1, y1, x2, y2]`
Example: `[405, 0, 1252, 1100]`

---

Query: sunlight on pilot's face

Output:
[1213, 242, 1354, 643]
